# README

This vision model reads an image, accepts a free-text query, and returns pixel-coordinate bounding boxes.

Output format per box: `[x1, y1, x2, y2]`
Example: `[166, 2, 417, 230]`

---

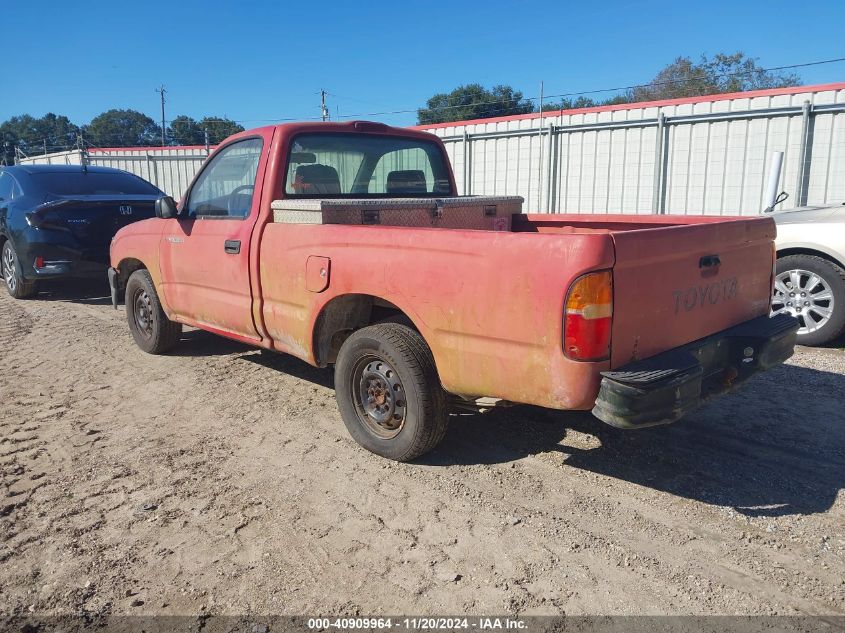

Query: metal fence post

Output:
[463, 132, 471, 195]
[652, 111, 666, 214]
[794, 100, 812, 206]
[546, 124, 557, 213]
[147, 153, 160, 190]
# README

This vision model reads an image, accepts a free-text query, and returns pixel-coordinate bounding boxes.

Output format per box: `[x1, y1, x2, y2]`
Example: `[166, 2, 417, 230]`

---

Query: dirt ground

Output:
[0, 281, 843, 619]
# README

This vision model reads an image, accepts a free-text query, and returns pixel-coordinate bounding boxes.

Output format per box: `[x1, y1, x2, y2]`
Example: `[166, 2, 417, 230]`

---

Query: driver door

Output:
[158, 134, 270, 340]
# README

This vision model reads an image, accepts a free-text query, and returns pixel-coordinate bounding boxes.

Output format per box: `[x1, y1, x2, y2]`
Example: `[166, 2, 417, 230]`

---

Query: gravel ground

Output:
[0, 281, 843, 619]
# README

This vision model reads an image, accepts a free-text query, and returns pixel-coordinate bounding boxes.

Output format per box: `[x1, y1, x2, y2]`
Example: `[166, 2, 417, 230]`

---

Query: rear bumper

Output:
[592, 313, 799, 429]
[19, 236, 109, 281]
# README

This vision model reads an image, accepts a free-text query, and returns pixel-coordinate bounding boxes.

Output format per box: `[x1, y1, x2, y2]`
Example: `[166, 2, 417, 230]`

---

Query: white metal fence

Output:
[19, 146, 211, 200]
[420, 82, 845, 215]
[19, 83, 845, 214]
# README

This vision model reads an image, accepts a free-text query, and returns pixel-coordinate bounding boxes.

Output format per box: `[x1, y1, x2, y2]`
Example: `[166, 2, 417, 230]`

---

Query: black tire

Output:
[125, 269, 182, 354]
[774, 254, 845, 346]
[334, 323, 448, 461]
[1, 240, 38, 299]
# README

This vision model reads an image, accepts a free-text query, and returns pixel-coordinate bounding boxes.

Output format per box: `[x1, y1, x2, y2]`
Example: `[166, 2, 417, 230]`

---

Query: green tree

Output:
[197, 117, 245, 145]
[629, 52, 800, 102]
[83, 109, 160, 147]
[541, 96, 599, 112]
[417, 84, 534, 125]
[0, 113, 80, 160]
[167, 115, 204, 145]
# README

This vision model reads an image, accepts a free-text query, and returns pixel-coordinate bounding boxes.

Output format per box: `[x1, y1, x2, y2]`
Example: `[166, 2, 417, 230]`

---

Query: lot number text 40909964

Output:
[307, 617, 528, 630]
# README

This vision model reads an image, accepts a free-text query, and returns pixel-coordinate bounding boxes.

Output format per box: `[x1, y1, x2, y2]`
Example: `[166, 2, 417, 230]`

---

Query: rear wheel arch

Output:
[777, 247, 845, 270]
[312, 293, 424, 366]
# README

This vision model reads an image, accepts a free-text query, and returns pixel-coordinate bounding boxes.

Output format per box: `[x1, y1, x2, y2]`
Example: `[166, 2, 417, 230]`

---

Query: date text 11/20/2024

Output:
[307, 617, 527, 630]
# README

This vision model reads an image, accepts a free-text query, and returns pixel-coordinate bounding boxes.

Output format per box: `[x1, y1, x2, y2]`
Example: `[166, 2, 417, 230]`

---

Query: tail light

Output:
[564, 270, 613, 361]
[34, 256, 44, 269]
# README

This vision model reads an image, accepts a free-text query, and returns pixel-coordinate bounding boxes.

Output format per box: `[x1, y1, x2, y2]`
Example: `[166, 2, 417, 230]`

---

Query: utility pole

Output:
[204, 128, 210, 154]
[156, 85, 167, 146]
[320, 89, 329, 121]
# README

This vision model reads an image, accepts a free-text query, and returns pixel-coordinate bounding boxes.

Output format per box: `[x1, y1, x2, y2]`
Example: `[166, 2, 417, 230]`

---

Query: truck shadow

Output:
[241, 348, 335, 389]
[423, 363, 845, 517]
[169, 331, 336, 389]
[34, 279, 113, 306]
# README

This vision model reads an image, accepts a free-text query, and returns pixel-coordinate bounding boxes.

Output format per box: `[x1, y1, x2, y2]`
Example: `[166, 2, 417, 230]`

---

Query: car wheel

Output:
[125, 269, 182, 354]
[2, 240, 38, 299]
[772, 254, 845, 346]
[334, 323, 448, 461]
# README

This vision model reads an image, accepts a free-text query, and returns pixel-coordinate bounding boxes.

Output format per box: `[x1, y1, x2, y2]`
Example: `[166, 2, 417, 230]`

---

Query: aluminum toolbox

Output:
[271, 196, 523, 231]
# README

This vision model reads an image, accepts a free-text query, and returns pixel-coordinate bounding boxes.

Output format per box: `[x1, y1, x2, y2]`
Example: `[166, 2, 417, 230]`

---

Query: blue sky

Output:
[4, 0, 845, 129]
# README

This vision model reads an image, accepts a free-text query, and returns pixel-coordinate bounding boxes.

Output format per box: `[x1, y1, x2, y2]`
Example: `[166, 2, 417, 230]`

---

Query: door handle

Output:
[224, 239, 241, 254]
[699, 254, 721, 269]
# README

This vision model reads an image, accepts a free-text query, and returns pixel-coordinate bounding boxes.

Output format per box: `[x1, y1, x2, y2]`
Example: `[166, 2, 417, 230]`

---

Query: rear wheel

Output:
[125, 269, 182, 354]
[772, 254, 845, 346]
[334, 323, 448, 461]
[2, 240, 38, 299]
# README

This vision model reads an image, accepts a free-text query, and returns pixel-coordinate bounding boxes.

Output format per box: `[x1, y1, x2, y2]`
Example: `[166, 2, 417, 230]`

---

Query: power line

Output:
[8, 54, 845, 154]
[333, 55, 845, 121]
[182, 54, 845, 125]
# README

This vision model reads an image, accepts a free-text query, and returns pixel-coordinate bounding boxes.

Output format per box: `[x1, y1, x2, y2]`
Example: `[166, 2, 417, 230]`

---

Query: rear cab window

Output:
[284, 134, 452, 198]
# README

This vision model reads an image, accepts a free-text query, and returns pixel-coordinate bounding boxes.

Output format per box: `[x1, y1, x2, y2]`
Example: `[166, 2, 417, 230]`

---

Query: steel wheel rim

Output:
[350, 354, 407, 439]
[2, 244, 17, 292]
[771, 268, 835, 335]
[132, 288, 154, 339]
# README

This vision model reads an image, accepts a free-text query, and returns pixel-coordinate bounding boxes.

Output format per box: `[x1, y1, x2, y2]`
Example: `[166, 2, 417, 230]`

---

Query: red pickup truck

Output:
[108, 121, 798, 461]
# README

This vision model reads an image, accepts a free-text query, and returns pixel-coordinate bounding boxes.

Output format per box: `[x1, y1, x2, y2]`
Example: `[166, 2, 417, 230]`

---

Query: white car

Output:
[771, 202, 845, 345]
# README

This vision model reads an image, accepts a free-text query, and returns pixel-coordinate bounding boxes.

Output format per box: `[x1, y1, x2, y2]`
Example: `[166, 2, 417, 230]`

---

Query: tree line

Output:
[1, 52, 801, 165]
[416, 52, 801, 124]
[0, 110, 244, 164]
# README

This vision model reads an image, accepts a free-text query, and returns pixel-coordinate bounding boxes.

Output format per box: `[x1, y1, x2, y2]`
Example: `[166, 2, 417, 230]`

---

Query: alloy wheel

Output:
[772, 268, 834, 335]
[2, 244, 17, 293]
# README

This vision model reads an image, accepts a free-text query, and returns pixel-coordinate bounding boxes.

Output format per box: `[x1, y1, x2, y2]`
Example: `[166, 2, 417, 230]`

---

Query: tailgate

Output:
[610, 217, 775, 367]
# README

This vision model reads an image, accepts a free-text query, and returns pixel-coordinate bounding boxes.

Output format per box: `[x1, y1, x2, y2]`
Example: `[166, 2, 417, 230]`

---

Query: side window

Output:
[0, 173, 13, 201]
[186, 138, 263, 219]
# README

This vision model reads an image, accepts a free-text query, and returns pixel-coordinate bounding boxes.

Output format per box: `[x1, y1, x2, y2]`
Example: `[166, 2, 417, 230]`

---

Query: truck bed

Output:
[514, 214, 776, 367]
[258, 210, 776, 409]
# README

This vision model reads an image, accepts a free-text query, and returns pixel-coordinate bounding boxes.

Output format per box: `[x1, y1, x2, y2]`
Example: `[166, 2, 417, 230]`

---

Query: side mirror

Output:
[155, 196, 178, 219]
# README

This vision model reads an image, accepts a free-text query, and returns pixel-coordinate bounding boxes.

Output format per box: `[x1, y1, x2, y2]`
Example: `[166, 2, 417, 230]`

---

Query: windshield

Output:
[30, 171, 161, 196]
[285, 133, 452, 197]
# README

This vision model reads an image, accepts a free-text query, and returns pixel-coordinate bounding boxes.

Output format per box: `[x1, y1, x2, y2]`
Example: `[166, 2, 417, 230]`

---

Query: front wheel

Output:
[334, 323, 448, 461]
[2, 241, 38, 299]
[125, 269, 182, 354]
[772, 254, 845, 346]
